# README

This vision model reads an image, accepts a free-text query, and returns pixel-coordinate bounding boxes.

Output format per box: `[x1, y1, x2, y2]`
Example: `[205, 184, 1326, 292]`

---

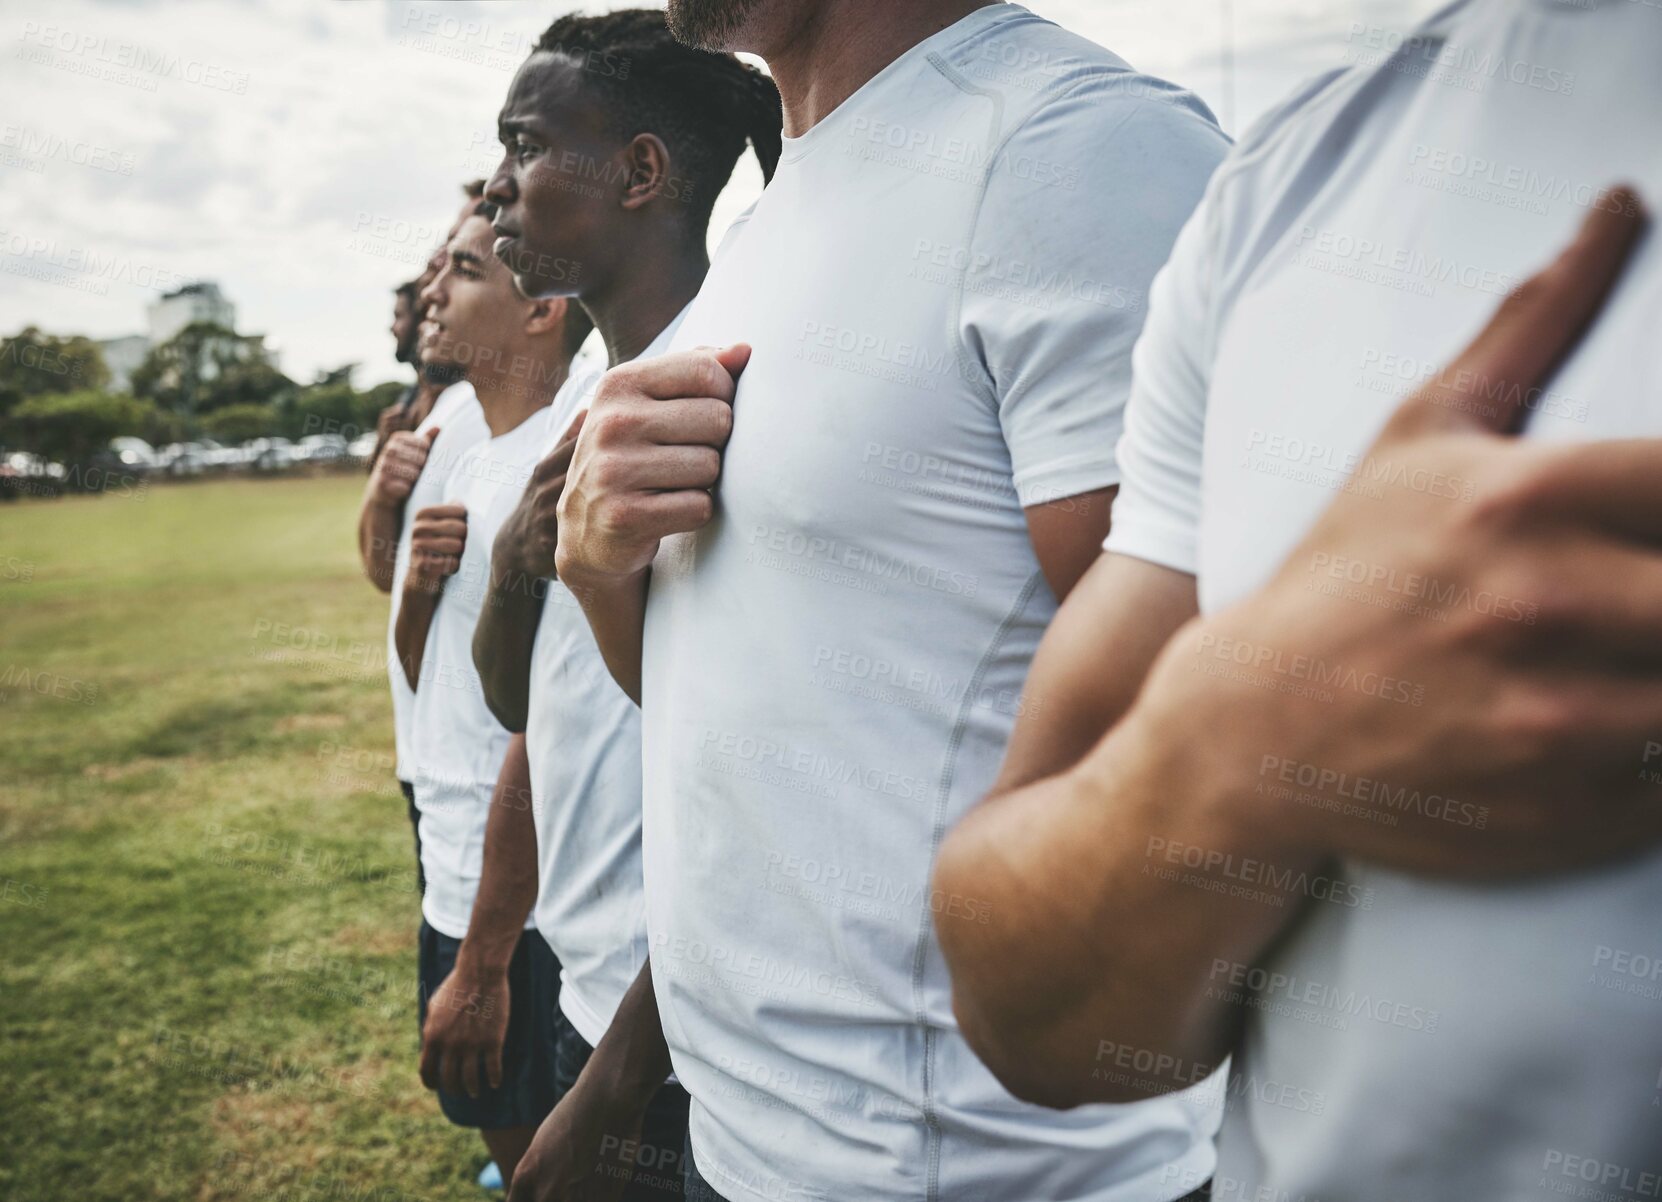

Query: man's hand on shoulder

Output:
[369, 427, 441, 508]
[555, 345, 748, 591]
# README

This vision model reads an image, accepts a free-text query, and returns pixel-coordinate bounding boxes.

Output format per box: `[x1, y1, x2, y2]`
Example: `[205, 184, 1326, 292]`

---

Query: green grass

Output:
[0, 475, 490, 1201]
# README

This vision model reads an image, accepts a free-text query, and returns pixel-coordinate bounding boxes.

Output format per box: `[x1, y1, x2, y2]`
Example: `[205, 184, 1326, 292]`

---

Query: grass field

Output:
[0, 474, 491, 1201]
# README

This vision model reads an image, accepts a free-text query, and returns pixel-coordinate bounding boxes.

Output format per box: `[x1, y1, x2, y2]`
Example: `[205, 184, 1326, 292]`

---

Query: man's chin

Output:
[664, 0, 760, 51]
[421, 361, 466, 387]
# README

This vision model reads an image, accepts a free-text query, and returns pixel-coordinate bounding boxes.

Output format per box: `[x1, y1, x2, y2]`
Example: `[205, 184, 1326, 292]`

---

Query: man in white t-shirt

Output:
[358, 186, 491, 892]
[554, 3, 1230, 1198]
[394, 207, 593, 1185]
[937, 2, 1662, 1198]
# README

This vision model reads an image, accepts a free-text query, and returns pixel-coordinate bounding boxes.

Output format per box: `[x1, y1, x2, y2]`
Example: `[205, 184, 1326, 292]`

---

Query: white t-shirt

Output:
[526, 310, 685, 1048]
[408, 406, 552, 939]
[640, 6, 1230, 1199]
[387, 381, 487, 782]
[1105, 1, 1662, 1196]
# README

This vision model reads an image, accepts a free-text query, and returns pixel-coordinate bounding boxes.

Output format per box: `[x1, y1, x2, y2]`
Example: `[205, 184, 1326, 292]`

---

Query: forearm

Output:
[358, 491, 403, 593]
[938, 687, 1315, 1108]
[578, 959, 672, 1107]
[395, 582, 441, 691]
[566, 569, 650, 707]
[455, 736, 538, 974]
[474, 567, 546, 733]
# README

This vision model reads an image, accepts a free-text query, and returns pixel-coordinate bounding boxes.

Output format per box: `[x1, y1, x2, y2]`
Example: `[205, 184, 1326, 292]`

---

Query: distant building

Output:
[96, 334, 150, 393]
[147, 281, 236, 345]
[94, 281, 255, 392]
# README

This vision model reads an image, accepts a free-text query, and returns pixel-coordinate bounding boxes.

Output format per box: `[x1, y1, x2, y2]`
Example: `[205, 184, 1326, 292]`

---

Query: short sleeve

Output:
[958, 80, 1228, 507]
[1100, 191, 1216, 576]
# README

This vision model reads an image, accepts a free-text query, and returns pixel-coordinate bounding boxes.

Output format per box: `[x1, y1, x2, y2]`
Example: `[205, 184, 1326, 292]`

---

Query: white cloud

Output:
[0, 0, 1439, 387]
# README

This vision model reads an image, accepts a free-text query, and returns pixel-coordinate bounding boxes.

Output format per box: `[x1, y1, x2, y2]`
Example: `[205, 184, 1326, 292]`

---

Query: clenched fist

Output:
[495, 410, 586, 583]
[370, 426, 441, 506]
[555, 345, 750, 589]
[408, 503, 468, 595]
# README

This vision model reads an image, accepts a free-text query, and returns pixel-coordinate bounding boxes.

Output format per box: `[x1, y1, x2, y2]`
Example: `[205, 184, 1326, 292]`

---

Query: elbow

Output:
[953, 995, 1099, 1110]
[934, 827, 1092, 1111]
[936, 816, 1191, 1111]
[482, 682, 528, 734]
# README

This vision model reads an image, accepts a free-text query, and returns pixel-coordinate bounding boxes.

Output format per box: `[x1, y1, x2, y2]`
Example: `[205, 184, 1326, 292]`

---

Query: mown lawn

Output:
[0, 474, 489, 1201]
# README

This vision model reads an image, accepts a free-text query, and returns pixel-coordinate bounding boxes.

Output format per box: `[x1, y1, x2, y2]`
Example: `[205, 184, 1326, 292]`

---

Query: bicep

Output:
[1023, 486, 1116, 601]
[996, 552, 1197, 796]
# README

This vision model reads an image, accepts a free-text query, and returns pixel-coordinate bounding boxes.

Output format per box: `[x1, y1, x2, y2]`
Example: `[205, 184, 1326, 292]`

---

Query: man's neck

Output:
[584, 242, 708, 368]
[766, 0, 997, 137]
[472, 352, 568, 437]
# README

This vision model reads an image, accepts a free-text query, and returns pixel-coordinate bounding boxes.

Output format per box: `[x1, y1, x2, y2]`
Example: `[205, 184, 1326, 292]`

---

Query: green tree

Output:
[130, 322, 294, 418]
[200, 403, 278, 444]
[0, 328, 110, 416]
[280, 366, 392, 441]
[9, 391, 158, 469]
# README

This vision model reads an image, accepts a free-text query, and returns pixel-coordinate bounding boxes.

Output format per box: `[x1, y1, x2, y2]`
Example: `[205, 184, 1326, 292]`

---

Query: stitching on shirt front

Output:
[907, 568, 1044, 1202]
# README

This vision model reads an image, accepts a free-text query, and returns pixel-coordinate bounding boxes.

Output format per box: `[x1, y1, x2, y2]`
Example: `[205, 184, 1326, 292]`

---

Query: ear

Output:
[524, 295, 567, 338]
[619, 133, 673, 211]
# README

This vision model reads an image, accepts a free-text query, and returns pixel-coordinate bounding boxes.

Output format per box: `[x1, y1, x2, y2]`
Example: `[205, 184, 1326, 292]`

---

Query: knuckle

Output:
[1493, 684, 1580, 758]
[1463, 457, 1553, 531]
[705, 399, 734, 441]
[592, 408, 643, 447]
[593, 364, 639, 407]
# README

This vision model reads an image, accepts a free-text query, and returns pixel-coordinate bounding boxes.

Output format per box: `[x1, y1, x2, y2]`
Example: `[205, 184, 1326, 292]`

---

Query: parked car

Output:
[297, 433, 351, 464]
[159, 442, 209, 477]
[109, 436, 161, 474]
[347, 431, 378, 465]
[0, 451, 66, 500]
[243, 437, 299, 472]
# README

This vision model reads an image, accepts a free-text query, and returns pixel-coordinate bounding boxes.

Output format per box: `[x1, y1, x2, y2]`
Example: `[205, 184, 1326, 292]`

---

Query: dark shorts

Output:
[681, 1136, 724, 1202]
[417, 919, 560, 1130]
[399, 779, 425, 895]
[552, 1008, 689, 1199]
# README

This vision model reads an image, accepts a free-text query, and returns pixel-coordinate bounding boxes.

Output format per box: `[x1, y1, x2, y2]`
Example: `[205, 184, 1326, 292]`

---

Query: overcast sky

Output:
[0, 0, 1440, 387]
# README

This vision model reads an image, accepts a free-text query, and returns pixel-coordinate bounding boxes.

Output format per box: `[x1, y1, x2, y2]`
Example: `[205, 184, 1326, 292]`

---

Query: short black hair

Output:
[533, 9, 782, 233]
